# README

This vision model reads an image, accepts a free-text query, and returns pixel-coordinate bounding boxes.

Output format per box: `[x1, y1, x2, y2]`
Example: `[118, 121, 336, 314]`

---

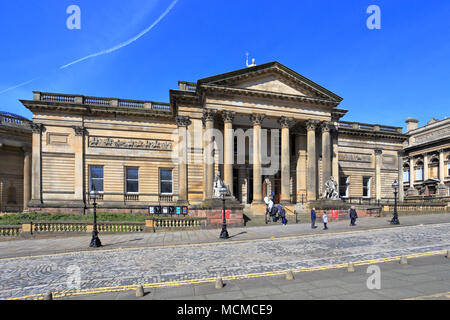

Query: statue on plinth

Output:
[324, 176, 340, 200]
[213, 172, 229, 198]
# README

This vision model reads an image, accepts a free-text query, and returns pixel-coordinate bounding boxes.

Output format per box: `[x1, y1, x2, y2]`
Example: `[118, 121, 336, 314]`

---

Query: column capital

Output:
[31, 123, 45, 134]
[306, 120, 319, 131]
[321, 121, 332, 133]
[278, 116, 294, 128]
[176, 116, 191, 127]
[203, 109, 216, 122]
[21, 147, 32, 155]
[73, 126, 87, 136]
[250, 114, 265, 126]
[374, 148, 383, 156]
[222, 111, 236, 123]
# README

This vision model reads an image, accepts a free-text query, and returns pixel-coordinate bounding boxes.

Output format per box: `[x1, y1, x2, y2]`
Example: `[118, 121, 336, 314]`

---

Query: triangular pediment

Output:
[198, 61, 343, 103]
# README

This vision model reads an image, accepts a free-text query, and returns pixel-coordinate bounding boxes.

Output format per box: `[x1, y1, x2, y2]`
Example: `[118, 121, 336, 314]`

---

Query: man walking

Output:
[349, 206, 358, 226]
[311, 208, 317, 229]
[323, 211, 329, 230]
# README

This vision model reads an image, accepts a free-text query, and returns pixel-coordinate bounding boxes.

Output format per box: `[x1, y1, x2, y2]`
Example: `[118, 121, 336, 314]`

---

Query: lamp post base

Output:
[220, 229, 230, 239]
[390, 216, 400, 225]
[89, 232, 102, 248]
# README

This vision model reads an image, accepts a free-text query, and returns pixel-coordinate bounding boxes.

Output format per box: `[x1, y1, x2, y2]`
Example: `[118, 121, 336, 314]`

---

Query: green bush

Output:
[0, 212, 149, 226]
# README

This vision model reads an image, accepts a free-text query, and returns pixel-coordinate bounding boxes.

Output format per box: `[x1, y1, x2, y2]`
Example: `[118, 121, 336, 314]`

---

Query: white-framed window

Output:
[447, 162, 450, 177]
[416, 167, 424, 181]
[339, 176, 349, 198]
[89, 166, 104, 193]
[403, 170, 410, 183]
[125, 167, 139, 194]
[363, 177, 371, 198]
[159, 168, 173, 195]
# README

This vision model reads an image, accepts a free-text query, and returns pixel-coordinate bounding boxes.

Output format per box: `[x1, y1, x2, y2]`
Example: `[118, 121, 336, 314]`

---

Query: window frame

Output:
[339, 176, 349, 198]
[159, 168, 173, 195]
[125, 167, 139, 194]
[362, 176, 371, 199]
[89, 165, 104, 194]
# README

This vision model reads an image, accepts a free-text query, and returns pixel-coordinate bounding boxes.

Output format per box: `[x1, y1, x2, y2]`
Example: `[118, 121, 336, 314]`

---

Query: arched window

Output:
[403, 163, 410, 183]
[415, 160, 424, 181]
[428, 157, 439, 179]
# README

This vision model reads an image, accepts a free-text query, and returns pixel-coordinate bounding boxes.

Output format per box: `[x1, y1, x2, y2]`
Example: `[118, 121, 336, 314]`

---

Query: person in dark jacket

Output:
[311, 208, 317, 229]
[349, 206, 358, 226]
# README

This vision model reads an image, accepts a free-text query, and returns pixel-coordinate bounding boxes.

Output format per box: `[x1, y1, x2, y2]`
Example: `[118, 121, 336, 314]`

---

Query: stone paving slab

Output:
[60, 255, 450, 300]
[0, 219, 449, 300]
[0, 214, 449, 260]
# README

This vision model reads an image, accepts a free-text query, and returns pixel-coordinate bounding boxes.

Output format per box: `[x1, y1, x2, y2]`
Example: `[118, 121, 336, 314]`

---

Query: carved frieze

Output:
[89, 136, 172, 151]
[338, 153, 372, 163]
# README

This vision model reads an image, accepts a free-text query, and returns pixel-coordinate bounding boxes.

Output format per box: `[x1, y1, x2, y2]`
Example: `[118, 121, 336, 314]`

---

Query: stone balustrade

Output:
[33, 91, 171, 112]
[145, 217, 207, 232]
[96, 222, 144, 233]
[337, 121, 403, 134]
[0, 226, 21, 237]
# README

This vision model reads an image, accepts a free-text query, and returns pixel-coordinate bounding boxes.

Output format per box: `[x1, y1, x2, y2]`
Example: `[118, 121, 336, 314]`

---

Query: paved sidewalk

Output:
[61, 254, 450, 300]
[0, 213, 449, 259]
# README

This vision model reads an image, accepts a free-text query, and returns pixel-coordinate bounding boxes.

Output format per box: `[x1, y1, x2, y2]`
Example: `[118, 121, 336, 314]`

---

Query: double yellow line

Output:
[5, 249, 447, 300]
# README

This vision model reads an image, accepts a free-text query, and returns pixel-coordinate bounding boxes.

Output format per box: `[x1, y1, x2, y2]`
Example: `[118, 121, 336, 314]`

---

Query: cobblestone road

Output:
[0, 222, 449, 299]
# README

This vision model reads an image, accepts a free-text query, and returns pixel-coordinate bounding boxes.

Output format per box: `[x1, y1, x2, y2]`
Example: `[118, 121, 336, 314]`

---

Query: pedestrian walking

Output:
[323, 211, 328, 230]
[311, 208, 317, 229]
[349, 206, 358, 226]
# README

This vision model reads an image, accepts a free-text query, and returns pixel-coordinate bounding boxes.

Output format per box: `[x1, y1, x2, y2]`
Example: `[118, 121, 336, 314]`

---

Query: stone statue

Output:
[246, 52, 256, 68]
[324, 176, 340, 200]
[213, 172, 229, 198]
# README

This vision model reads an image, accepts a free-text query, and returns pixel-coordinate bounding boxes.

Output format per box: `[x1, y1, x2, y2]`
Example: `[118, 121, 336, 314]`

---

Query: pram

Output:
[266, 204, 287, 225]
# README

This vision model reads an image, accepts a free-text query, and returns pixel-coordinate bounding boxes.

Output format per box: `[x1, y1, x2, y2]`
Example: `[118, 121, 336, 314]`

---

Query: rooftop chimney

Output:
[405, 118, 419, 132]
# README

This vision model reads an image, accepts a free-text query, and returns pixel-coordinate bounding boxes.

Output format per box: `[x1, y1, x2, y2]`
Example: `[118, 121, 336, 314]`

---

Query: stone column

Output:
[279, 117, 293, 204]
[423, 153, 429, 181]
[306, 120, 318, 201]
[295, 134, 307, 204]
[222, 111, 236, 196]
[250, 114, 265, 204]
[30, 123, 44, 204]
[331, 127, 339, 190]
[23, 149, 31, 211]
[73, 127, 86, 202]
[408, 157, 417, 196]
[438, 149, 447, 196]
[398, 151, 405, 202]
[321, 121, 332, 184]
[176, 116, 190, 204]
[203, 110, 215, 200]
[375, 149, 382, 201]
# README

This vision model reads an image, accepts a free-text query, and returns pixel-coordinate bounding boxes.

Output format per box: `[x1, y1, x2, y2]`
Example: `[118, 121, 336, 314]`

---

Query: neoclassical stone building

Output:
[400, 117, 450, 198]
[20, 62, 407, 214]
[0, 112, 32, 212]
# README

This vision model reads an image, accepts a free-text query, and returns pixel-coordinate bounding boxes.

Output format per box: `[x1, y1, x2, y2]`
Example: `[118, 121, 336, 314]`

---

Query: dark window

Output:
[160, 169, 173, 194]
[90, 166, 104, 192]
[339, 176, 349, 198]
[363, 177, 371, 198]
[7, 186, 17, 204]
[126, 167, 139, 193]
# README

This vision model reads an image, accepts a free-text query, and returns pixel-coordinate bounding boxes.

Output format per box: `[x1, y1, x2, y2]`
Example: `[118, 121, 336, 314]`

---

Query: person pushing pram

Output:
[264, 192, 287, 225]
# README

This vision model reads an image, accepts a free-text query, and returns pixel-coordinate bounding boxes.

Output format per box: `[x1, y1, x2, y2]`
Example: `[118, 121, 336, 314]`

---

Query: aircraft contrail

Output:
[0, 0, 179, 95]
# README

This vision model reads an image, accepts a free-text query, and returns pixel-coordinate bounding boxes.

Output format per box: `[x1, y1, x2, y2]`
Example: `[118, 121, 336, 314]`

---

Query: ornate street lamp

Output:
[391, 180, 400, 225]
[219, 186, 230, 239]
[89, 185, 102, 248]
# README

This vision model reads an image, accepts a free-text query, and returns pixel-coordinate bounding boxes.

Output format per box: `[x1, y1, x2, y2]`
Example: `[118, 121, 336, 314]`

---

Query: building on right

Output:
[401, 117, 450, 199]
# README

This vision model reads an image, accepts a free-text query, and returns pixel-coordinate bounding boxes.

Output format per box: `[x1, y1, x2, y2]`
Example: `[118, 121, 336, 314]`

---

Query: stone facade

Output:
[0, 112, 32, 212]
[401, 117, 450, 199]
[19, 62, 409, 215]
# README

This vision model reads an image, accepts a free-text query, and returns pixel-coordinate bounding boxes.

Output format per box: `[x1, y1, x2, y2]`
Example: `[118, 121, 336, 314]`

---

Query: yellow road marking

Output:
[404, 291, 450, 300]
[4, 249, 447, 300]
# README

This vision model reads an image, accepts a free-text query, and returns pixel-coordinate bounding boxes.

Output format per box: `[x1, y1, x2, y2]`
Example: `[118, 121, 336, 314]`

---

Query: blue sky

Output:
[1, 0, 449, 130]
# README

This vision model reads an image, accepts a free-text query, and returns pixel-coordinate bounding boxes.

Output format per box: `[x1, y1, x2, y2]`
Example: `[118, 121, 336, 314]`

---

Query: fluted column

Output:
[331, 127, 339, 189]
[30, 123, 44, 204]
[321, 121, 332, 184]
[251, 114, 265, 204]
[375, 149, 382, 201]
[306, 120, 318, 201]
[176, 116, 190, 204]
[398, 151, 405, 202]
[439, 150, 445, 183]
[279, 117, 293, 204]
[23, 149, 31, 211]
[222, 111, 235, 196]
[204, 110, 215, 200]
[295, 134, 307, 204]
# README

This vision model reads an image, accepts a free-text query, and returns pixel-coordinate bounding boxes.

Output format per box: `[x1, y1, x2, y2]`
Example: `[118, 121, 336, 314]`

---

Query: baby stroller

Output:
[267, 204, 288, 225]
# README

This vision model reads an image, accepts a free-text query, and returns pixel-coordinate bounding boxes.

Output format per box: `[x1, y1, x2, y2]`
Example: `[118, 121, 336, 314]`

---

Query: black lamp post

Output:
[391, 180, 400, 225]
[219, 186, 230, 239]
[89, 186, 102, 248]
